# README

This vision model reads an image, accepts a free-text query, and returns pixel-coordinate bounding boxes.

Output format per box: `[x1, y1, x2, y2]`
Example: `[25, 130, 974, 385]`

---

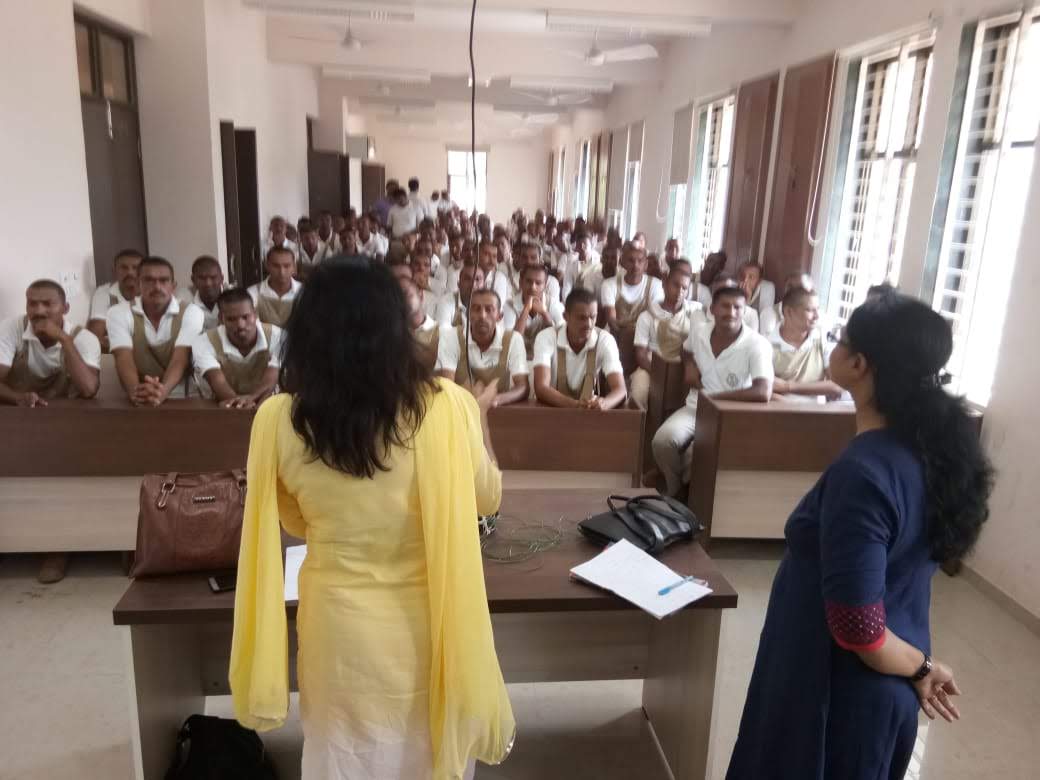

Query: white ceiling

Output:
[253, 0, 800, 139]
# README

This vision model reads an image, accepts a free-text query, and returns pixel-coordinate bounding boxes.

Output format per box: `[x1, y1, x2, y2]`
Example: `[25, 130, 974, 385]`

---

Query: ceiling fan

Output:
[511, 89, 592, 107]
[564, 33, 658, 66]
[288, 11, 367, 51]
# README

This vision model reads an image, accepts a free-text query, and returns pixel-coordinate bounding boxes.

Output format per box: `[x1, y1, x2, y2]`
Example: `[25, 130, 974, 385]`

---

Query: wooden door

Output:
[308, 149, 345, 218]
[362, 163, 385, 214]
[234, 129, 262, 287]
[724, 72, 779, 270]
[219, 122, 242, 286]
[762, 54, 837, 285]
[82, 100, 148, 285]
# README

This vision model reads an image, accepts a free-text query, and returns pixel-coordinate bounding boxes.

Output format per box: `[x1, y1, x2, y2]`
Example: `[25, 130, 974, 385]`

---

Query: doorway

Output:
[76, 15, 148, 286]
[219, 122, 262, 288]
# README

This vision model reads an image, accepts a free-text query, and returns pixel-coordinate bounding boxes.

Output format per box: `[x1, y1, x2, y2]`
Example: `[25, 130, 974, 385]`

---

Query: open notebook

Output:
[570, 539, 712, 619]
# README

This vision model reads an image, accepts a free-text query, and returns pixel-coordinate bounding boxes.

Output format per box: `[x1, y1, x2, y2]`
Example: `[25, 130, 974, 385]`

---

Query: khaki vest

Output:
[614, 277, 655, 329]
[206, 324, 274, 394]
[655, 305, 693, 363]
[450, 293, 466, 328]
[554, 326, 600, 401]
[131, 307, 186, 381]
[4, 317, 83, 399]
[773, 330, 828, 383]
[256, 292, 294, 327]
[574, 260, 601, 293]
[414, 324, 439, 371]
[453, 327, 514, 392]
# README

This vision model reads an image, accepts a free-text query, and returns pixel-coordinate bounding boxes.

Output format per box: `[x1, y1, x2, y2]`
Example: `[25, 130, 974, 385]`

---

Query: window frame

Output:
[446, 148, 488, 215]
[686, 94, 736, 265]
[74, 14, 137, 108]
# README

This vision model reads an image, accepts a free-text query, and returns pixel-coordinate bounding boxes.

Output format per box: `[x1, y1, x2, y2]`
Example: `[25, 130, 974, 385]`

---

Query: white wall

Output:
[205, 0, 318, 261]
[0, 0, 97, 323]
[370, 131, 548, 223]
[136, 0, 220, 282]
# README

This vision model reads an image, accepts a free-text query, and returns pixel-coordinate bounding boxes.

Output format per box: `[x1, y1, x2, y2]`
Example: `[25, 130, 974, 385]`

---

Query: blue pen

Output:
[658, 575, 707, 596]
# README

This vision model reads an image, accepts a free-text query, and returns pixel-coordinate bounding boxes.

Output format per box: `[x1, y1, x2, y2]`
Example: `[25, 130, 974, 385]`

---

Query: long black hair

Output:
[278, 256, 438, 478]
[845, 294, 994, 561]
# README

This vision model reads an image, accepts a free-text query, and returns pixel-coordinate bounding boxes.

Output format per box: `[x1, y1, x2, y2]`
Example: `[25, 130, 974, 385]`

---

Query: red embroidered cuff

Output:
[826, 600, 887, 651]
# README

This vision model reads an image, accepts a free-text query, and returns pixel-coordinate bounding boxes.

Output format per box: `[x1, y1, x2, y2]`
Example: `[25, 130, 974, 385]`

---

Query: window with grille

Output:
[931, 12, 1038, 404]
[686, 95, 735, 265]
[666, 184, 687, 240]
[574, 139, 592, 218]
[447, 149, 487, 214]
[553, 147, 566, 217]
[828, 39, 935, 323]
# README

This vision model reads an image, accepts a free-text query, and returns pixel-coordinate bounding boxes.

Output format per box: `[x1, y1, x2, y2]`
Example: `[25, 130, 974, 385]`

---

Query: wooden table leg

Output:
[125, 624, 205, 780]
[641, 609, 723, 780]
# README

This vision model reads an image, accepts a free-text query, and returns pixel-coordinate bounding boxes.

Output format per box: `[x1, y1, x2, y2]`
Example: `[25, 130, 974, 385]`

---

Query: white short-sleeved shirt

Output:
[748, 279, 777, 314]
[359, 233, 389, 258]
[435, 324, 527, 387]
[319, 231, 342, 255]
[175, 288, 220, 331]
[434, 262, 462, 295]
[532, 325, 624, 392]
[247, 278, 302, 306]
[768, 325, 835, 362]
[192, 324, 284, 399]
[634, 299, 703, 354]
[759, 302, 784, 336]
[433, 291, 466, 328]
[89, 282, 132, 321]
[694, 283, 712, 308]
[0, 316, 101, 376]
[106, 297, 205, 351]
[690, 305, 760, 333]
[562, 258, 603, 301]
[683, 322, 773, 407]
[261, 238, 299, 260]
[298, 241, 331, 266]
[482, 268, 512, 309]
[600, 275, 665, 309]
[501, 293, 565, 331]
[388, 204, 420, 237]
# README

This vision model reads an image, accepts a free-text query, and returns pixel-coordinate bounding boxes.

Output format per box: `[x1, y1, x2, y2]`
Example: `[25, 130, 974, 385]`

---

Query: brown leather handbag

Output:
[130, 471, 247, 578]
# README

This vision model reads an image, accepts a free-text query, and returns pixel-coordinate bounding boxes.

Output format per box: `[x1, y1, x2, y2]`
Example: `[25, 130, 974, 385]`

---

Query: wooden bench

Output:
[0, 397, 645, 553]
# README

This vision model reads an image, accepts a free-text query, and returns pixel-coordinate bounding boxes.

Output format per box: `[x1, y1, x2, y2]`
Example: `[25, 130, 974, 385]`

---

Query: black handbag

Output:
[165, 714, 278, 780]
[578, 494, 702, 555]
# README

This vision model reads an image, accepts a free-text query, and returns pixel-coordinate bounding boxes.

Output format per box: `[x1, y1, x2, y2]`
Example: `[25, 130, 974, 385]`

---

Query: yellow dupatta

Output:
[229, 384, 515, 778]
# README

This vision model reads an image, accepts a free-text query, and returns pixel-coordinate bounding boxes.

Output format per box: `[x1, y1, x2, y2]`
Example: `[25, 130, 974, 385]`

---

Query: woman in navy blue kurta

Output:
[727, 294, 993, 779]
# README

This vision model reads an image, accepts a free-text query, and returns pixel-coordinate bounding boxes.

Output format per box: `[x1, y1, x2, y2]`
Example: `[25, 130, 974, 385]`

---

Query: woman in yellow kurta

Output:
[230, 257, 515, 779]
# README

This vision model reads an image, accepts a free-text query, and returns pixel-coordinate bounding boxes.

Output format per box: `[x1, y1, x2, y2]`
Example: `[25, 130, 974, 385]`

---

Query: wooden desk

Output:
[689, 395, 857, 540]
[113, 489, 737, 780]
[0, 400, 644, 552]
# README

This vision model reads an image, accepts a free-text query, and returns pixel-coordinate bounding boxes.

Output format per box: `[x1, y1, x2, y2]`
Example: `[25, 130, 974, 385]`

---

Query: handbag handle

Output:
[605, 494, 657, 549]
[626, 494, 701, 532]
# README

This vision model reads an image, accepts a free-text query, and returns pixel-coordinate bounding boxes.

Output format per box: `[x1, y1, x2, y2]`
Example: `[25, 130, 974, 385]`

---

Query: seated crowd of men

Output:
[0, 173, 854, 581]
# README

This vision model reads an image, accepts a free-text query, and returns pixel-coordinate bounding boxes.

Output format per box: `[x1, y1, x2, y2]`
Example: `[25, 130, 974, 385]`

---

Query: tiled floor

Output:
[1, 548, 1037, 780]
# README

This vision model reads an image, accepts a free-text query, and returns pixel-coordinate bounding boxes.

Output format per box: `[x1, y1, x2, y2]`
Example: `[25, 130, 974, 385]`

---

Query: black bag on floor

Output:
[165, 714, 278, 780]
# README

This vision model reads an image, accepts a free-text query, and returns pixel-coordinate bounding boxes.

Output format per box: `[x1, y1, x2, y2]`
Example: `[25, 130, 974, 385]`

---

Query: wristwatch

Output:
[910, 653, 933, 682]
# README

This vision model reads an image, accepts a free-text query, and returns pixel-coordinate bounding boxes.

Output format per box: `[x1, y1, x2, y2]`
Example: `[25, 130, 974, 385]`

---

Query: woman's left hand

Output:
[912, 659, 961, 722]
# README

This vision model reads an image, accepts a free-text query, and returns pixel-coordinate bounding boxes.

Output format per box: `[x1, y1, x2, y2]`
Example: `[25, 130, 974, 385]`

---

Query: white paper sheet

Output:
[284, 544, 307, 603]
[569, 539, 712, 619]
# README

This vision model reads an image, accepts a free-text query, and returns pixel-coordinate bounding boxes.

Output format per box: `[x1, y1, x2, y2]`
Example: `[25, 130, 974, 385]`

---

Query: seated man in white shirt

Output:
[400, 277, 440, 371]
[297, 223, 331, 270]
[261, 215, 298, 260]
[738, 261, 776, 316]
[629, 266, 700, 410]
[192, 289, 282, 409]
[435, 288, 529, 407]
[515, 243, 562, 302]
[107, 256, 205, 406]
[316, 210, 342, 255]
[0, 279, 101, 406]
[759, 272, 815, 336]
[477, 239, 511, 306]
[410, 248, 444, 319]
[652, 285, 774, 498]
[561, 233, 603, 302]
[0, 280, 103, 582]
[769, 286, 843, 400]
[691, 275, 760, 332]
[175, 255, 224, 330]
[532, 288, 627, 410]
[600, 243, 665, 334]
[433, 233, 465, 294]
[357, 215, 388, 259]
[434, 260, 483, 328]
[663, 238, 682, 270]
[502, 263, 565, 361]
[388, 188, 420, 238]
[693, 250, 728, 307]
[339, 225, 361, 257]
[247, 247, 301, 328]
[87, 248, 142, 352]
